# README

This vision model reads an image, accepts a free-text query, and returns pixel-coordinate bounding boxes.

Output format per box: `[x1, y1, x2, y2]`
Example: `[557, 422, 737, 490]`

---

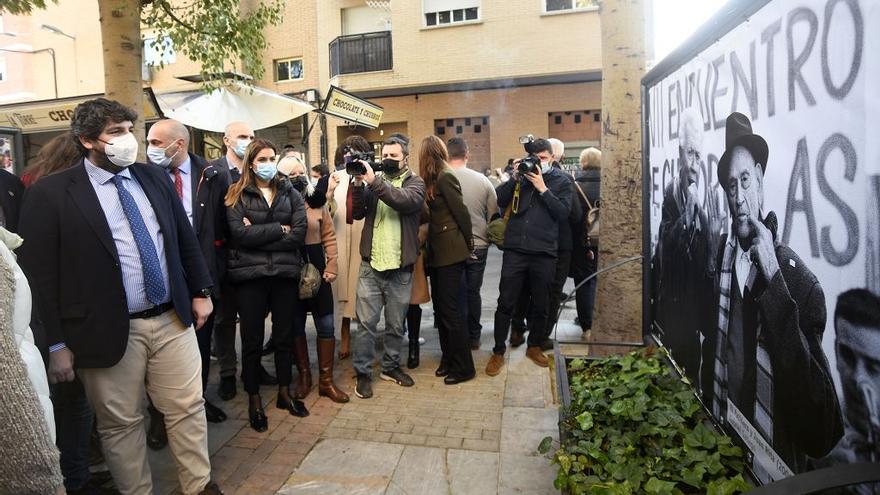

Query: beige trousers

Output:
[79, 310, 210, 495]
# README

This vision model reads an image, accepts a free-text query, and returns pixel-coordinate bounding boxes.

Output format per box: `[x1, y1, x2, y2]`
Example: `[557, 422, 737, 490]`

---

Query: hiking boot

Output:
[355, 374, 373, 399]
[526, 346, 549, 367]
[380, 367, 415, 387]
[486, 353, 505, 376]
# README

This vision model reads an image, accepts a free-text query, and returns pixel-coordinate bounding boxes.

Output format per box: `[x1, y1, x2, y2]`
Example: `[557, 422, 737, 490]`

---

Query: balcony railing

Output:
[329, 31, 393, 78]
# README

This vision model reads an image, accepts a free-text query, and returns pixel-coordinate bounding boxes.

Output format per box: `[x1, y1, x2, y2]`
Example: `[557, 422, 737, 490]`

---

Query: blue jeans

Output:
[464, 247, 489, 342]
[353, 263, 412, 376]
[52, 378, 95, 490]
[293, 310, 335, 338]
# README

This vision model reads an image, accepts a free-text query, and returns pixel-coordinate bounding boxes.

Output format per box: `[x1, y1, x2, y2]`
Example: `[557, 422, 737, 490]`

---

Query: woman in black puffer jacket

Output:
[225, 138, 308, 432]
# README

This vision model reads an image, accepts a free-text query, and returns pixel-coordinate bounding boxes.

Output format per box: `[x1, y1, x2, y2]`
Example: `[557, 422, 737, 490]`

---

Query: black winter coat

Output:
[226, 181, 307, 282]
[495, 167, 573, 257]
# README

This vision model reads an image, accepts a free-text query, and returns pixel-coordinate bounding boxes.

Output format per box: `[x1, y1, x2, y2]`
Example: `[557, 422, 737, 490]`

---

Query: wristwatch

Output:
[194, 288, 212, 299]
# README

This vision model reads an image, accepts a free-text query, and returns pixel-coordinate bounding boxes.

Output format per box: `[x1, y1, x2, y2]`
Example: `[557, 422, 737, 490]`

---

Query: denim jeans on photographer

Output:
[353, 263, 413, 376]
[464, 247, 489, 342]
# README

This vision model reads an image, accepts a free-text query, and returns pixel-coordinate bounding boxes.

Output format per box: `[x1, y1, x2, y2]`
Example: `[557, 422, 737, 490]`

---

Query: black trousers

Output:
[511, 250, 569, 339]
[235, 277, 298, 394]
[195, 303, 216, 393]
[431, 262, 475, 377]
[493, 250, 556, 354]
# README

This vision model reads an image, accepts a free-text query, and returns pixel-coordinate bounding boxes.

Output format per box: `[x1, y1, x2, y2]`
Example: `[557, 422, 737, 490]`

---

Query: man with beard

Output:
[654, 107, 720, 385]
[705, 112, 842, 481]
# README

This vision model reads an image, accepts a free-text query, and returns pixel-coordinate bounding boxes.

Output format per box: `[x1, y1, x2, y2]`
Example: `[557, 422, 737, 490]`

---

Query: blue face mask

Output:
[234, 139, 251, 159]
[254, 163, 277, 181]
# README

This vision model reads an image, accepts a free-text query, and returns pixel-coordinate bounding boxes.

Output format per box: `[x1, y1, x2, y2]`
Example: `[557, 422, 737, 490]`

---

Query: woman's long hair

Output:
[418, 135, 449, 202]
[23, 132, 81, 186]
[224, 138, 277, 207]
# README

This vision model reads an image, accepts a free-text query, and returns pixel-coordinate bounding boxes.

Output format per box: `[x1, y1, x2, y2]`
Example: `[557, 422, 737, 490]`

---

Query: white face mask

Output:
[541, 161, 552, 174]
[103, 133, 139, 168]
[147, 142, 179, 168]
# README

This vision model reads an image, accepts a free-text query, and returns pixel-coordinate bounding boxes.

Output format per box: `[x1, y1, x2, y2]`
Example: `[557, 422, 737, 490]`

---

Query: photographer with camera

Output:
[486, 137, 573, 376]
[349, 135, 426, 399]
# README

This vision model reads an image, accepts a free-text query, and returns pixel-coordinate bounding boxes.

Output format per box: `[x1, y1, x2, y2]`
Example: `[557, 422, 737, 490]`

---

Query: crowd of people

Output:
[0, 97, 601, 494]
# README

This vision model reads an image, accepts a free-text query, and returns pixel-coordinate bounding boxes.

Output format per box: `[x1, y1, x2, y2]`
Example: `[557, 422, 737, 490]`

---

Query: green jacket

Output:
[426, 169, 474, 267]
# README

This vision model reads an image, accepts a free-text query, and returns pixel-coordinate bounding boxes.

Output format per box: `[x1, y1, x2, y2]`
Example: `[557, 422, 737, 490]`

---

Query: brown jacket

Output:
[305, 205, 338, 277]
[352, 169, 426, 270]
[426, 169, 474, 267]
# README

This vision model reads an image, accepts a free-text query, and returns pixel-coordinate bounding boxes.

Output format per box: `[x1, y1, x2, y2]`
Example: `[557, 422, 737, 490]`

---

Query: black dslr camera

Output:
[344, 147, 382, 175]
[516, 135, 541, 175]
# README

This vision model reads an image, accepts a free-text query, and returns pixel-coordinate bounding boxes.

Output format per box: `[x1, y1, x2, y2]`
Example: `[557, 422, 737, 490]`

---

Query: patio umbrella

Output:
[154, 82, 314, 132]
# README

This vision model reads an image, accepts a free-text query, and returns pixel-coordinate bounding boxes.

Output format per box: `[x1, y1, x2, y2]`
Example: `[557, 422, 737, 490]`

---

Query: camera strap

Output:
[511, 182, 522, 214]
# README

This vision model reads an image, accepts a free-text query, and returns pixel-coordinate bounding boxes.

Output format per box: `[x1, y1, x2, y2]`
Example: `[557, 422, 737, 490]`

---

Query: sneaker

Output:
[380, 367, 415, 387]
[355, 374, 373, 399]
[486, 353, 505, 376]
[526, 346, 549, 367]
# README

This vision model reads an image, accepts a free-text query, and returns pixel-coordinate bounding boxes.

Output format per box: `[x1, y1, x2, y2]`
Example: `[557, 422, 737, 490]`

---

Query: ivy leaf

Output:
[538, 436, 554, 454]
[577, 411, 595, 431]
[680, 464, 706, 487]
[706, 475, 752, 495]
[644, 477, 677, 495]
[684, 424, 717, 449]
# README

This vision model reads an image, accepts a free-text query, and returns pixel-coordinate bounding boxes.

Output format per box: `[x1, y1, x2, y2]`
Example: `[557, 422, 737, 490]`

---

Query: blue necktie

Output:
[110, 175, 167, 305]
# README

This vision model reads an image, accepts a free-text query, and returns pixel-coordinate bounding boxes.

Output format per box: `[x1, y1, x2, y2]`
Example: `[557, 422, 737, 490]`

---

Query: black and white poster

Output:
[644, 0, 879, 489]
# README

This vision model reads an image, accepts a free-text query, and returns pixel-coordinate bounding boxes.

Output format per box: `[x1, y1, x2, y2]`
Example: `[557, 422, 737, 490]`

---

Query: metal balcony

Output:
[329, 31, 393, 78]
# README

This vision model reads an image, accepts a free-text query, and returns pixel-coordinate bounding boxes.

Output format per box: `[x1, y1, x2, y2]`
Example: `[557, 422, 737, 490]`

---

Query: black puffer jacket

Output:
[226, 181, 307, 282]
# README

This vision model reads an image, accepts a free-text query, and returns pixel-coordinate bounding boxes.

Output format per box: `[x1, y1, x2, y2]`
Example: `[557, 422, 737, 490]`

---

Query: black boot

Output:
[406, 305, 422, 369]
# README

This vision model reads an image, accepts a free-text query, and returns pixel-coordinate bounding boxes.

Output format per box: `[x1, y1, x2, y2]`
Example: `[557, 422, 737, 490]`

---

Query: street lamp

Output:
[41, 23, 78, 94]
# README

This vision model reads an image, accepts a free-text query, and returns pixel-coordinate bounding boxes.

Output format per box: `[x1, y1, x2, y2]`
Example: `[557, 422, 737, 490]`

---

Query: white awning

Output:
[154, 82, 315, 132]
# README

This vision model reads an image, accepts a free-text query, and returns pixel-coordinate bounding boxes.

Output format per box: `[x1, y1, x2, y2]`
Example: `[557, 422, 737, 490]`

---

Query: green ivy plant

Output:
[540, 348, 752, 495]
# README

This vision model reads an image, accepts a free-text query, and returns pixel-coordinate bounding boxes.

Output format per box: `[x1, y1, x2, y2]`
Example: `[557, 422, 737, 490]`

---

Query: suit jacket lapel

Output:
[130, 165, 173, 247]
[190, 154, 203, 233]
[67, 161, 120, 263]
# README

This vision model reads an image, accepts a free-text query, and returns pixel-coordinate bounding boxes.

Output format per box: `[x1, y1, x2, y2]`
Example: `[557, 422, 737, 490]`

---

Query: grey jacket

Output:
[352, 170, 426, 270]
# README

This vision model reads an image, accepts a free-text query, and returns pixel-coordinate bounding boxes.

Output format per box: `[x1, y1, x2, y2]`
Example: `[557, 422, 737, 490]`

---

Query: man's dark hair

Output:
[384, 134, 409, 157]
[311, 163, 330, 177]
[283, 143, 297, 151]
[334, 135, 372, 166]
[447, 137, 468, 160]
[70, 98, 138, 156]
[530, 138, 553, 156]
[835, 289, 880, 328]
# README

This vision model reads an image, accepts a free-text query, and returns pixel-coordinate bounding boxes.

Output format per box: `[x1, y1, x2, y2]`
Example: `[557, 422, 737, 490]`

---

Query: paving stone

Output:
[377, 421, 414, 434]
[425, 435, 463, 449]
[356, 429, 393, 443]
[448, 449, 500, 495]
[445, 426, 482, 439]
[462, 438, 500, 452]
[279, 439, 403, 494]
[499, 452, 558, 494]
[390, 432, 428, 445]
[500, 426, 558, 456]
[321, 426, 359, 439]
[388, 445, 449, 495]
[411, 424, 446, 436]
[502, 406, 559, 431]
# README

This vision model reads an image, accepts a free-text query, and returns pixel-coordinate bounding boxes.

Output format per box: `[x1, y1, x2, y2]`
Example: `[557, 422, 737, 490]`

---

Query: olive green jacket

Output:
[426, 169, 474, 267]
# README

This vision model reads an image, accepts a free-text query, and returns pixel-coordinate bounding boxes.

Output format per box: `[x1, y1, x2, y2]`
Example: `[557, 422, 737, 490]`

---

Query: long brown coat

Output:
[330, 172, 365, 319]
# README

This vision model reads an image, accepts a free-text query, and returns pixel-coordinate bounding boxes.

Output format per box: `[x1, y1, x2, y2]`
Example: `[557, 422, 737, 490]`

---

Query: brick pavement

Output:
[144, 249, 579, 494]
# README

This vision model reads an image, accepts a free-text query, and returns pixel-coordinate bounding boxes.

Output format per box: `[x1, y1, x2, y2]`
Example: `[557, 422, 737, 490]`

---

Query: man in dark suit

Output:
[0, 167, 24, 232]
[17, 99, 222, 495]
[145, 118, 230, 444]
[705, 112, 842, 482]
[208, 120, 278, 401]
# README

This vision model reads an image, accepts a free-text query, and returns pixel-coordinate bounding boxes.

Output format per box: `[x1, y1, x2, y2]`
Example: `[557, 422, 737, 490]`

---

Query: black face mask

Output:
[382, 158, 401, 174]
[290, 175, 308, 192]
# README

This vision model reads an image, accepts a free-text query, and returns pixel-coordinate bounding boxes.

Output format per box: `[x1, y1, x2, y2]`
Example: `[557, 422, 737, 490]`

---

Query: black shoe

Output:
[434, 364, 449, 377]
[204, 400, 227, 423]
[509, 330, 525, 347]
[146, 407, 167, 451]
[538, 338, 554, 352]
[407, 341, 420, 369]
[469, 339, 481, 350]
[380, 367, 414, 387]
[219, 376, 236, 401]
[259, 366, 278, 386]
[248, 407, 268, 433]
[444, 372, 476, 385]
[277, 396, 309, 417]
[355, 374, 373, 399]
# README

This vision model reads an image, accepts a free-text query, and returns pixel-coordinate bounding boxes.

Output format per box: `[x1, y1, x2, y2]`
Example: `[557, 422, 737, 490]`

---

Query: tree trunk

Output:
[98, 0, 145, 161]
[594, 0, 646, 348]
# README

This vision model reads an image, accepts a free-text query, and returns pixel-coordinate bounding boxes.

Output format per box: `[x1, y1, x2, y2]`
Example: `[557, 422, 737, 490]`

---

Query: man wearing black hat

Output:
[704, 112, 842, 480]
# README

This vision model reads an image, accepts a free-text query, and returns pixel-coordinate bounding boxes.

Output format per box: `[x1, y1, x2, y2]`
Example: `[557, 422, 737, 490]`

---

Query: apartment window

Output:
[545, 0, 594, 12]
[275, 58, 304, 82]
[424, 0, 480, 27]
[143, 36, 176, 66]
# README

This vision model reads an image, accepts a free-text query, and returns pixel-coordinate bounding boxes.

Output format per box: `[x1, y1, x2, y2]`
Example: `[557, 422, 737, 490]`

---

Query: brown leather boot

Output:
[293, 334, 312, 399]
[338, 317, 352, 359]
[317, 337, 350, 403]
